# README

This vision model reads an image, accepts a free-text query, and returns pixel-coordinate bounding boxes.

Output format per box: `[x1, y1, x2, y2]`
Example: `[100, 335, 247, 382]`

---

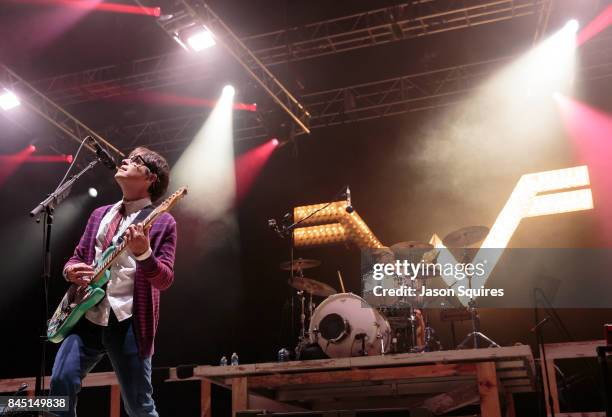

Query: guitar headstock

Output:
[149, 186, 188, 219]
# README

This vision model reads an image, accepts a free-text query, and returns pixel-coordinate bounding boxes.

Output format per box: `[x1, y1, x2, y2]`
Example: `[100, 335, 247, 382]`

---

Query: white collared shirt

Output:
[85, 197, 152, 326]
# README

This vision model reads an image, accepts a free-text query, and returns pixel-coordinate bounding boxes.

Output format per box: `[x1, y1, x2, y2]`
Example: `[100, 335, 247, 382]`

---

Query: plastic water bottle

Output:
[230, 352, 239, 366]
[219, 356, 228, 366]
[277, 348, 290, 362]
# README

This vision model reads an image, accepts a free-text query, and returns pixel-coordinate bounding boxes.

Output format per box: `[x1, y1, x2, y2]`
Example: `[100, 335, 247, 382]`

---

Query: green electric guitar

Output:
[47, 186, 187, 344]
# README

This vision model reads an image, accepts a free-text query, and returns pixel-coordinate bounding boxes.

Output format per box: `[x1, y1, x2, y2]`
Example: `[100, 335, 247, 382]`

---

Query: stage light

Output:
[185, 27, 215, 52]
[565, 19, 580, 33]
[88, 187, 98, 198]
[0, 89, 20, 111]
[222, 85, 235, 96]
[65, 154, 73, 163]
[28, 145, 36, 152]
[272, 138, 279, 146]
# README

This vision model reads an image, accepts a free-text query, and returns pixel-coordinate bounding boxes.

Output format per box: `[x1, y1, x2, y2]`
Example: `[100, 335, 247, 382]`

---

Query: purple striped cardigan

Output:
[64, 204, 177, 358]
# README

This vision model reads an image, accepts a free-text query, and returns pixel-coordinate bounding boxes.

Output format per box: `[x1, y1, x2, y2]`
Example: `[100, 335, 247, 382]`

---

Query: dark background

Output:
[0, 0, 611, 415]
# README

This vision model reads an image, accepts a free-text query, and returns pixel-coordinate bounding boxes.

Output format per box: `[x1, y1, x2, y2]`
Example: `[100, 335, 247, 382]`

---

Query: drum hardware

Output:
[355, 333, 368, 356]
[442, 225, 489, 248]
[442, 227, 498, 349]
[280, 258, 322, 272]
[440, 308, 472, 346]
[288, 276, 337, 297]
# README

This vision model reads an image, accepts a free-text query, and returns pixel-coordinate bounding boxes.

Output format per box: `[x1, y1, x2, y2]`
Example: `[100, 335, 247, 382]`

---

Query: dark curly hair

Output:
[129, 147, 170, 202]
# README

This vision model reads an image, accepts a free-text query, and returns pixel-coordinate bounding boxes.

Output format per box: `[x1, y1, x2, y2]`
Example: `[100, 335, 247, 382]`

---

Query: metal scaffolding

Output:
[0, 65, 123, 157]
[243, 0, 541, 65]
[137, 0, 311, 136]
[32, 0, 541, 107]
[102, 30, 612, 154]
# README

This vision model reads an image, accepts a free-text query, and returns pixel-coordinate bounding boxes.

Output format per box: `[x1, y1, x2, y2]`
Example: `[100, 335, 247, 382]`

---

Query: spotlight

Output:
[272, 138, 279, 146]
[185, 27, 215, 52]
[88, 188, 98, 198]
[565, 19, 580, 33]
[65, 154, 73, 164]
[0, 89, 20, 111]
[222, 85, 235, 96]
[28, 145, 36, 152]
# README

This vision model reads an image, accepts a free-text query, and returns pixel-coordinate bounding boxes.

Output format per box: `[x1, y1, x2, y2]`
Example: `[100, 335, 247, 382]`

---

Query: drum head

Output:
[309, 293, 390, 357]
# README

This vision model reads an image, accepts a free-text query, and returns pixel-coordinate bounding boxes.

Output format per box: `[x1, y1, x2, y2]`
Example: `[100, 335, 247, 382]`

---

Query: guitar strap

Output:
[112, 204, 155, 246]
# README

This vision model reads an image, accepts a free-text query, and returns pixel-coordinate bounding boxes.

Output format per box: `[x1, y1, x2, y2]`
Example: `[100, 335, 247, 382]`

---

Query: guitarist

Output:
[50, 147, 176, 417]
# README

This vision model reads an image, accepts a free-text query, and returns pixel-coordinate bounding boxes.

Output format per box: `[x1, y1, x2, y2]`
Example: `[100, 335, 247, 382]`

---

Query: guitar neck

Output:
[91, 210, 160, 284]
[88, 186, 187, 285]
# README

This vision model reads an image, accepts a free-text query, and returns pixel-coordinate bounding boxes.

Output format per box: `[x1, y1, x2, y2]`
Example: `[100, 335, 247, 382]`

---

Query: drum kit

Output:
[281, 225, 495, 359]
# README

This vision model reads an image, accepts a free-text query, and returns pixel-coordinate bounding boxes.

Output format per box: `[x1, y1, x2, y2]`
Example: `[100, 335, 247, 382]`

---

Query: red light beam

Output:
[0, 145, 36, 186]
[235, 139, 279, 203]
[7, 0, 160, 16]
[554, 93, 612, 245]
[577, 4, 612, 46]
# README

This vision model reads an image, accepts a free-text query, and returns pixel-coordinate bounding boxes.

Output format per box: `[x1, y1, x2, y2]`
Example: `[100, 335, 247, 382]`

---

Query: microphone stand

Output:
[269, 186, 350, 357]
[29, 158, 100, 402]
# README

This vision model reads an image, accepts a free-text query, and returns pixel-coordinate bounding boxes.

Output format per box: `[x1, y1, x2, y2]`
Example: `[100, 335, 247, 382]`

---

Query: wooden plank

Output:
[248, 393, 308, 413]
[501, 379, 532, 387]
[110, 385, 120, 417]
[543, 340, 604, 360]
[498, 370, 528, 379]
[348, 346, 533, 368]
[397, 380, 469, 395]
[82, 372, 118, 388]
[505, 392, 516, 417]
[477, 361, 502, 417]
[247, 363, 476, 389]
[0, 377, 42, 392]
[231, 377, 248, 417]
[541, 359, 561, 416]
[0, 372, 118, 392]
[193, 346, 533, 379]
[200, 380, 211, 417]
[496, 360, 527, 370]
[555, 414, 605, 417]
[422, 384, 480, 414]
[311, 396, 425, 411]
[277, 384, 395, 401]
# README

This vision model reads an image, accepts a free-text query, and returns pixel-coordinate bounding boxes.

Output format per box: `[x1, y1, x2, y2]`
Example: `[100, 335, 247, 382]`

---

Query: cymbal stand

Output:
[457, 248, 499, 349]
[422, 309, 441, 352]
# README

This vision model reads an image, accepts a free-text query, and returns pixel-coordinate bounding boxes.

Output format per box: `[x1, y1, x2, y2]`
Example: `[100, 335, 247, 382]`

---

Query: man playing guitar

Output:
[50, 147, 177, 417]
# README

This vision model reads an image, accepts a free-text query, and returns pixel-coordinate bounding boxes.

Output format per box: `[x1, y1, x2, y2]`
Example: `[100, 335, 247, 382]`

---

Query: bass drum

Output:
[309, 293, 391, 357]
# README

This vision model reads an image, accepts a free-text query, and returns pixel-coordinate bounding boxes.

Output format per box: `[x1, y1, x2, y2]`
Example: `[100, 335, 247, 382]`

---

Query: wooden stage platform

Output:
[188, 345, 537, 417]
[0, 345, 538, 417]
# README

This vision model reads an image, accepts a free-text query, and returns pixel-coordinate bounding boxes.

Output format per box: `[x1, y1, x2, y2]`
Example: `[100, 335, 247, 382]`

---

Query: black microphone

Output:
[87, 136, 117, 170]
[345, 186, 354, 213]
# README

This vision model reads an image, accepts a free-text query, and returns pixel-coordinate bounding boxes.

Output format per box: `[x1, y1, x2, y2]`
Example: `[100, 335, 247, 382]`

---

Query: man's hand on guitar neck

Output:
[125, 222, 152, 259]
[65, 263, 94, 287]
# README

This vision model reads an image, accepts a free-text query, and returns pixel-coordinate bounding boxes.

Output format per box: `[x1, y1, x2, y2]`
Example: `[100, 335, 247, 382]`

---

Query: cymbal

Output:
[391, 241, 434, 263]
[442, 226, 489, 248]
[288, 277, 337, 297]
[280, 258, 321, 271]
[391, 241, 434, 250]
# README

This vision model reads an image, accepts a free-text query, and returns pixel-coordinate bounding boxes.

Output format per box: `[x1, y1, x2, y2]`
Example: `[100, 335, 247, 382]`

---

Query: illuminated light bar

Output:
[294, 201, 348, 225]
[293, 201, 382, 248]
[526, 189, 594, 217]
[293, 224, 348, 247]
[0, 89, 20, 111]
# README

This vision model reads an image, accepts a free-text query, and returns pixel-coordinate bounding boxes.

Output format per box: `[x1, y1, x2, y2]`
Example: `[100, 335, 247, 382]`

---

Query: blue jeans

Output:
[50, 312, 158, 417]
